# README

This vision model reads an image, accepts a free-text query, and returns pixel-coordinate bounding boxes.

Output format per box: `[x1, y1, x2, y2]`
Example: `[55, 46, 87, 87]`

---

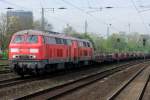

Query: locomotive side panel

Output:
[71, 40, 79, 62]
[78, 41, 93, 61]
[43, 36, 71, 63]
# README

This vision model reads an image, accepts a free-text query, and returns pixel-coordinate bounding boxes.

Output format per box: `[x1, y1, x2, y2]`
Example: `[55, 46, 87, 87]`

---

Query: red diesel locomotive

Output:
[9, 30, 93, 76]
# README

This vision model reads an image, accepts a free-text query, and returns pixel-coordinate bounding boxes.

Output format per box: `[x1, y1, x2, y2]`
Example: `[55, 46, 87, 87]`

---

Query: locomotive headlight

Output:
[29, 48, 39, 53]
[10, 48, 19, 53]
[12, 55, 19, 58]
[30, 55, 36, 58]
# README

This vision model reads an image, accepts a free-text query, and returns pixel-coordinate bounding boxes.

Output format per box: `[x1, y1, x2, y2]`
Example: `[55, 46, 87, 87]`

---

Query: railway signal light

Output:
[143, 38, 146, 46]
[117, 38, 120, 42]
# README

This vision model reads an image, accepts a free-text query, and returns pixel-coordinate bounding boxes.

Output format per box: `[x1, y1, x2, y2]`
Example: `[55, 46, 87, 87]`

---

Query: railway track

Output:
[0, 76, 35, 89]
[0, 69, 11, 74]
[107, 64, 150, 100]
[140, 74, 150, 100]
[15, 60, 148, 100]
[0, 60, 138, 91]
[0, 73, 18, 82]
[138, 75, 150, 100]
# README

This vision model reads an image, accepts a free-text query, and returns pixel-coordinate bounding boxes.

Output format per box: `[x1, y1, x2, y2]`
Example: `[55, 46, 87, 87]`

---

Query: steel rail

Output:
[107, 66, 146, 100]
[0, 60, 139, 90]
[138, 74, 150, 100]
[16, 61, 146, 100]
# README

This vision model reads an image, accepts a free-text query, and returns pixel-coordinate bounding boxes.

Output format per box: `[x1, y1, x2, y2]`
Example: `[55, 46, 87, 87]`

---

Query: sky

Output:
[0, 0, 150, 37]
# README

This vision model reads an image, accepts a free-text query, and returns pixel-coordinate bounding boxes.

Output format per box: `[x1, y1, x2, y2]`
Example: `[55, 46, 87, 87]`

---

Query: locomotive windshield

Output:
[12, 35, 24, 43]
[12, 35, 38, 43]
[26, 35, 38, 43]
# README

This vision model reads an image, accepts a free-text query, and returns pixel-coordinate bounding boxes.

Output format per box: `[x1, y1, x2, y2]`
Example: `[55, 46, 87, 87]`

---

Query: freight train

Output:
[9, 30, 148, 77]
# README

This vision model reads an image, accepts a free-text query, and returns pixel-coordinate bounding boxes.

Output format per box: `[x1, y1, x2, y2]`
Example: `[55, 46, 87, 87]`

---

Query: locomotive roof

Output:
[14, 30, 90, 42]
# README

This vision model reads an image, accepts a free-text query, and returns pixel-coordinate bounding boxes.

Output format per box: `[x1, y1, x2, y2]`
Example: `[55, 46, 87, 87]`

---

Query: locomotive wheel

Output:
[65, 63, 69, 70]
[20, 74, 24, 78]
[14, 65, 25, 78]
[44, 64, 52, 73]
[74, 63, 79, 68]
[65, 63, 73, 70]
[17, 71, 25, 78]
[51, 64, 57, 72]
[35, 66, 40, 76]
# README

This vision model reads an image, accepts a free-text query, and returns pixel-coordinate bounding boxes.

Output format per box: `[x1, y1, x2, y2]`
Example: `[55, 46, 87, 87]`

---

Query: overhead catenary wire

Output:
[130, 0, 150, 34]
[0, 0, 30, 10]
[0, 0, 121, 33]
[139, 8, 150, 13]
[0, 0, 98, 33]
[60, 0, 120, 32]
[92, 0, 101, 8]
[45, 11, 85, 30]
[0, 0, 74, 32]
[87, 0, 92, 8]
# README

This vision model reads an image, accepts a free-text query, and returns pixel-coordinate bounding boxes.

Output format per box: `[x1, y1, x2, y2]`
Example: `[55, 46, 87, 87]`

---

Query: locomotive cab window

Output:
[43, 36, 49, 44]
[44, 36, 56, 44]
[49, 37, 56, 44]
[63, 39, 67, 45]
[12, 35, 24, 43]
[67, 39, 72, 45]
[79, 41, 83, 47]
[27, 35, 38, 43]
[55, 38, 62, 44]
[83, 42, 87, 47]
[89, 42, 93, 48]
[87, 42, 90, 47]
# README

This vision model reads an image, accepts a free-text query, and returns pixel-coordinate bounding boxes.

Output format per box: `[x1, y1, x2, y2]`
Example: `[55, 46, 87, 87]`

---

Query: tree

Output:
[63, 24, 76, 35]
[33, 20, 41, 30]
[62, 25, 150, 53]
[62, 25, 96, 49]
[8, 16, 21, 34]
[33, 19, 53, 31]
[44, 19, 53, 31]
[0, 13, 7, 50]
[107, 33, 127, 52]
[0, 13, 21, 50]
[0, 13, 7, 36]
[90, 34, 107, 52]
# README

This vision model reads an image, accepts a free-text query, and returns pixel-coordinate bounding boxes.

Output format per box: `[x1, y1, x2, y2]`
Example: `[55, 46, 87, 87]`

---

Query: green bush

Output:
[1, 51, 8, 59]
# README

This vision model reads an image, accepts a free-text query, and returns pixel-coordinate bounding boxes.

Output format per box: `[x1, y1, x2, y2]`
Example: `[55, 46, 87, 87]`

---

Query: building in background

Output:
[7, 10, 33, 31]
